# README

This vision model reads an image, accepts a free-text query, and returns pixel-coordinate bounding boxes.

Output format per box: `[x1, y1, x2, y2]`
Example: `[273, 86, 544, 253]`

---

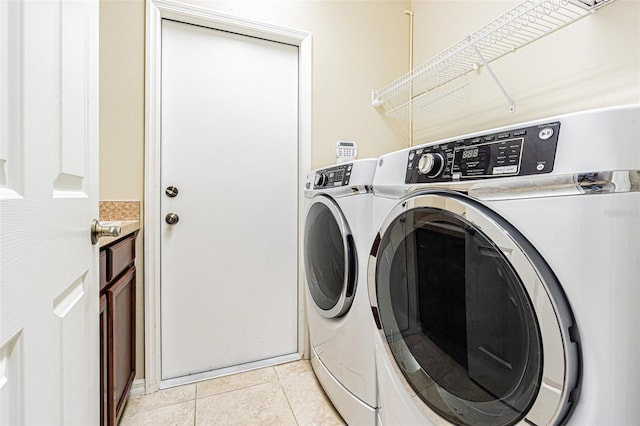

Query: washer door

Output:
[370, 192, 580, 426]
[304, 195, 357, 318]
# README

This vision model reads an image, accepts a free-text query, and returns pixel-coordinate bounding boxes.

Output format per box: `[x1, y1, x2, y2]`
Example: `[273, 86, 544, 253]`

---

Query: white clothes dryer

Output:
[304, 159, 378, 425]
[368, 105, 640, 426]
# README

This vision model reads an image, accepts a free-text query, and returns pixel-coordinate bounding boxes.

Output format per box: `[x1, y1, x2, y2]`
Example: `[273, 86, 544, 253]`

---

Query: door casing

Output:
[144, 0, 312, 394]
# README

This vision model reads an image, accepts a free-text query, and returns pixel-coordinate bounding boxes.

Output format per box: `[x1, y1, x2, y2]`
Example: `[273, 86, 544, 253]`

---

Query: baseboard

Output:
[129, 379, 146, 398]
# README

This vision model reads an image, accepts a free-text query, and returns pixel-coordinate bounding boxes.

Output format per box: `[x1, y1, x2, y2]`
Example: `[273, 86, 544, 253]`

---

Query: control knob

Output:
[314, 172, 328, 187]
[417, 152, 445, 177]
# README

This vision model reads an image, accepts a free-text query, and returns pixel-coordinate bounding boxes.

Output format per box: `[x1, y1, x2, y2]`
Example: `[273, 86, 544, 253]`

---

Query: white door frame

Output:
[144, 0, 312, 394]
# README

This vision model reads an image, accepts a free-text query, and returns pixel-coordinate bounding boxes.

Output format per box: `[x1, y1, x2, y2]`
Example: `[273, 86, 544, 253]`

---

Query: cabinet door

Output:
[99, 294, 108, 426]
[107, 266, 136, 425]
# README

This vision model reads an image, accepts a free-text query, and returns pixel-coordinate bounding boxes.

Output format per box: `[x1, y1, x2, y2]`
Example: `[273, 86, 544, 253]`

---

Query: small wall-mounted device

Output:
[336, 140, 357, 164]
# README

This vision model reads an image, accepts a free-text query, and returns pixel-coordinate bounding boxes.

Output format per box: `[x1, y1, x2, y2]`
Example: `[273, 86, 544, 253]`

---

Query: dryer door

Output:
[304, 195, 357, 318]
[370, 192, 580, 426]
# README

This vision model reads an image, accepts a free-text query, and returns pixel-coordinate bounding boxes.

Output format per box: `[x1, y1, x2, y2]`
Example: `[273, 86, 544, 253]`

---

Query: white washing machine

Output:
[368, 105, 640, 426]
[303, 159, 378, 425]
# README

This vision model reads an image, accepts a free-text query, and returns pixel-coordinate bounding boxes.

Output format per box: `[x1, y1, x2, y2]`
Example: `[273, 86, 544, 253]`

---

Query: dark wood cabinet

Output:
[100, 294, 108, 426]
[100, 234, 136, 426]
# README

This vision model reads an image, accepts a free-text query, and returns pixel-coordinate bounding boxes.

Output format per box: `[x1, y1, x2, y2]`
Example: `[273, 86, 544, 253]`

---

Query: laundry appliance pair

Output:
[303, 104, 639, 426]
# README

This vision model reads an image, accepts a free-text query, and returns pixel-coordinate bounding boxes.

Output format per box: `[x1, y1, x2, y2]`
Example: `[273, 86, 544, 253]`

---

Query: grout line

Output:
[193, 397, 197, 426]
[278, 373, 300, 426]
[193, 383, 198, 426]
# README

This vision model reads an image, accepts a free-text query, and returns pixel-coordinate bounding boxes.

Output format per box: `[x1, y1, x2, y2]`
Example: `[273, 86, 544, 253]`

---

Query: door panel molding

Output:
[144, 0, 312, 394]
[0, 0, 23, 199]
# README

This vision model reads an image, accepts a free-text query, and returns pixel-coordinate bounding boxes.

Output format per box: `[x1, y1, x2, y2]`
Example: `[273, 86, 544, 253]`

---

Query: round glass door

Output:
[304, 196, 356, 318]
[370, 192, 579, 426]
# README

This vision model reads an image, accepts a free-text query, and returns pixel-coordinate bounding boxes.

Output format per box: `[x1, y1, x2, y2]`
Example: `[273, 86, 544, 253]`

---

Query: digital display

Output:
[462, 148, 479, 159]
[340, 142, 354, 147]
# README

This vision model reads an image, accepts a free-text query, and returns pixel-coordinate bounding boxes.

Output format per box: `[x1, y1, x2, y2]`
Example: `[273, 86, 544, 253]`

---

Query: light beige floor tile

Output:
[124, 383, 196, 416]
[196, 381, 297, 425]
[274, 359, 312, 380]
[196, 366, 279, 399]
[120, 400, 195, 426]
[280, 370, 345, 426]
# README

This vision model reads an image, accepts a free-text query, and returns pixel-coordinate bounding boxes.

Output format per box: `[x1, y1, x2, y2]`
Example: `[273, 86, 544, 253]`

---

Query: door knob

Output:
[166, 213, 179, 225]
[91, 219, 121, 245]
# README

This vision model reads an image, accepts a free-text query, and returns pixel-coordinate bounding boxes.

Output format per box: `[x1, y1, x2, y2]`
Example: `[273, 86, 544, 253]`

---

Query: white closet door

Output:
[160, 19, 299, 381]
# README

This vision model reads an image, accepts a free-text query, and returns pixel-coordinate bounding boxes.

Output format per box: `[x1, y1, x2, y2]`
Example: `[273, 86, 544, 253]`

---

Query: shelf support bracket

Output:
[371, 90, 383, 108]
[472, 43, 515, 113]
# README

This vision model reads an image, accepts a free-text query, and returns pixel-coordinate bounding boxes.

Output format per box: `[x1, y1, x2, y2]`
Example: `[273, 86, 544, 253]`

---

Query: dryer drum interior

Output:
[372, 192, 580, 426]
[304, 197, 357, 318]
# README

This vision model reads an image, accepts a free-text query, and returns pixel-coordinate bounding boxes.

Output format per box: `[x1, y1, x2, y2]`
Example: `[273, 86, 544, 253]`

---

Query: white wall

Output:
[409, 0, 640, 143]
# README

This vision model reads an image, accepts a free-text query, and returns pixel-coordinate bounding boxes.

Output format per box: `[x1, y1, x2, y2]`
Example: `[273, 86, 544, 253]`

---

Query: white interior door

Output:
[160, 19, 299, 382]
[0, 1, 99, 424]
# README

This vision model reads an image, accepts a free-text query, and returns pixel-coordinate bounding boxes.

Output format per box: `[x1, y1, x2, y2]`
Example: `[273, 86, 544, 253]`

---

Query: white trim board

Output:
[144, 0, 312, 394]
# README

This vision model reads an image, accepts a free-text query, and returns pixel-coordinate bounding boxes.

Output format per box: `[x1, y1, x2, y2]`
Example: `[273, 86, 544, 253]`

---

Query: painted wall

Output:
[99, 0, 146, 379]
[408, 0, 640, 143]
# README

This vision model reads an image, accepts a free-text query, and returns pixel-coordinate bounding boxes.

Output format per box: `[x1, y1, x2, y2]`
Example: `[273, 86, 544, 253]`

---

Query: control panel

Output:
[336, 140, 357, 163]
[313, 163, 353, 189]
[405, 121, 560, 184]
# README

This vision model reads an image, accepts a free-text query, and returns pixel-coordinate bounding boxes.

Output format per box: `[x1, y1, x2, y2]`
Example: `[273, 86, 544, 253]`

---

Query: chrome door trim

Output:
[369, 191, 581, 425]
[373, 169, 640, 200]
[305, 194, 356, 318]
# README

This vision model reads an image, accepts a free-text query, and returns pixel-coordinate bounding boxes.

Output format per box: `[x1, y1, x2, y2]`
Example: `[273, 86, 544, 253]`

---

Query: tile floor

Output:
[120, 360, 345, 426]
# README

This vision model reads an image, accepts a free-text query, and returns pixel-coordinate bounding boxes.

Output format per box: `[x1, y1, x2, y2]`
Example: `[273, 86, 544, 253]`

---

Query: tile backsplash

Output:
[99, 201, 141, 221]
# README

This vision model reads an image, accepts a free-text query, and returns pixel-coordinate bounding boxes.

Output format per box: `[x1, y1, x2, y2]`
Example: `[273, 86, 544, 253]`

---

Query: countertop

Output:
[98, 220, 140, 248]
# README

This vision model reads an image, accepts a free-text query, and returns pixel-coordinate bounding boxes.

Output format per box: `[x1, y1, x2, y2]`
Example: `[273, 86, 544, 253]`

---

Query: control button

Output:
[314, 173, 328, 187]
[514, 130, 527, 136]
[417, 152, 445, 177]
[484, 136, 495, 141]
[493, 165, 517, 174]
[539, 127, 554, 140]
[536, 163, 545, 171]
[498, 133, 511, 139]
[408, 162, 413, 169]
[408, 151, 415, 161]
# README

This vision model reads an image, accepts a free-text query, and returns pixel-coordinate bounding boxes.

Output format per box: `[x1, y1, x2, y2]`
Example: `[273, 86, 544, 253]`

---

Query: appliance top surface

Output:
[374, 104, 640, 187]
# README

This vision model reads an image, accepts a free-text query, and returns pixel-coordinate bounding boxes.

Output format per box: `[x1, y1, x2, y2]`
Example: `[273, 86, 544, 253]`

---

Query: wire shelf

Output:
[385, 76, 470, 120]
[372, 0, 617, 118]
